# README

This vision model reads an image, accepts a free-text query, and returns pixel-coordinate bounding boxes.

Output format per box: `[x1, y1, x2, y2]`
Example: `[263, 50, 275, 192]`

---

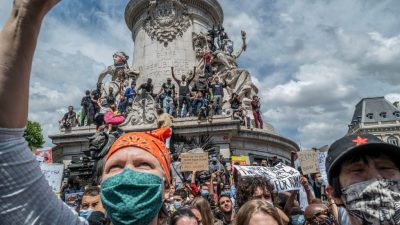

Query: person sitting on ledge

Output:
[60, 105, 78, 130]
[229, 93, 241, 115]
[233, 106, 250, 129]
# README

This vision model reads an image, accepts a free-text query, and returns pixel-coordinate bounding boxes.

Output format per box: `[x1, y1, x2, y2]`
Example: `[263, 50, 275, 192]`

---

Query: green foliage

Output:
[24, 120, 45, 150]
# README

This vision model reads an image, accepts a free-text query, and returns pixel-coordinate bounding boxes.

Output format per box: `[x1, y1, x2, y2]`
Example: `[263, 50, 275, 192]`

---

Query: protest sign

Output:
[318, 151, 329, 185]
[234, 163, 302, 192]
[298, 150, 319, 174]
[181, 152, 209, 172]
[231, 155, 249, 166]
[35, 148, 53, 163]
[40, 163, 64, 193]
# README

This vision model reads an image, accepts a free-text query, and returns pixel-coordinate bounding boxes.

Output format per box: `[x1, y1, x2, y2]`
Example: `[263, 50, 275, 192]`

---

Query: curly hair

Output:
[236, 176, 274, 209]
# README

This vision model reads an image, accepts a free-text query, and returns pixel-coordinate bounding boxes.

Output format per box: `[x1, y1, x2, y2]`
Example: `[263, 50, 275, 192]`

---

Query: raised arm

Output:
[171, 67, 179, 84]
[187, 66, 196, 84]
[0, 0, 59, 128]
[0, 1, 87, 224]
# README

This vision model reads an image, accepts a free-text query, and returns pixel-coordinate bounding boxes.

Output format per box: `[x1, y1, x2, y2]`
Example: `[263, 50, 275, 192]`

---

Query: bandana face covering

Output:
[341, 179, 400, 225]
[101, 169, 163, 225]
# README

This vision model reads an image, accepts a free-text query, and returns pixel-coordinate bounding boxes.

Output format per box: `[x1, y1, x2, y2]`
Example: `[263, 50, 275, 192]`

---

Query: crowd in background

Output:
[60, 62, 264, 132]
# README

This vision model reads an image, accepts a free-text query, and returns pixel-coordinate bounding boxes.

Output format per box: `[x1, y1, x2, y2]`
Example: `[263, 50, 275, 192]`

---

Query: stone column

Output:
[125, 0, 223, 91]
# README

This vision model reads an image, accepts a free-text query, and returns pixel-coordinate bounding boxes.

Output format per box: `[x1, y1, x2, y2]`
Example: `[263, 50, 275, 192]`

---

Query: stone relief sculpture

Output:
[144, 0, 191, 46]
[192, 30, 258, 113]
[120, 93, 158, 126]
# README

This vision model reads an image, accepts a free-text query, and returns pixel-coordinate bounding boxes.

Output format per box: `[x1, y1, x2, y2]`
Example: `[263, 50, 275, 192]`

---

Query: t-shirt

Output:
[211, 83, 224, 96]
[251, 100, 260, 112]
[162, 83, 175, 95]
[158, 113, 173, 128]
[203, 53, 213, 65]
[178, 80, 190, 96]
[139, 83, 154, 93]
[230, 99, 241, 110]
[124, 87, 136, 99]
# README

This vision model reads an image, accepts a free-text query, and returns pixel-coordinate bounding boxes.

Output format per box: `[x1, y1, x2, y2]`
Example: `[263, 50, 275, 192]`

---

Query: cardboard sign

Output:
[318, 151, 329, 185]
[298, 150, 320, 174]
[181, 153, 209, 172]
[40, 163, 64, 193]
[234, 163, 302, 193]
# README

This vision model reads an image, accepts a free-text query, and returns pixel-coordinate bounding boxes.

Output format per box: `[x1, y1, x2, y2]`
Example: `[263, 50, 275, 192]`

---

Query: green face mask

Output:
[100, 169, 163, 225]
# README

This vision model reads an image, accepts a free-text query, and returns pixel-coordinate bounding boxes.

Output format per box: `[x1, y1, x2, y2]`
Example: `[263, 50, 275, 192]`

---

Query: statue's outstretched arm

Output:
[97, 66, 112, 85]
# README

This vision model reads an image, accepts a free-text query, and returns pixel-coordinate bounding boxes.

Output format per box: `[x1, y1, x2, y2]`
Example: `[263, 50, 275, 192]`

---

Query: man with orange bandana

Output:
[0, 1, 173, 225]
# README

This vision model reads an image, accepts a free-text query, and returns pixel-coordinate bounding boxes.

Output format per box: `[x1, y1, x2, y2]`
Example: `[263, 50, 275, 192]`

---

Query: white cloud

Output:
[2, 0, 400, 148]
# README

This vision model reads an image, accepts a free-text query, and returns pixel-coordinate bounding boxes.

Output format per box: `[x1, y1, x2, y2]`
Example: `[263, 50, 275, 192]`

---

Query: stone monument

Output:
[49, 0, 299, 181]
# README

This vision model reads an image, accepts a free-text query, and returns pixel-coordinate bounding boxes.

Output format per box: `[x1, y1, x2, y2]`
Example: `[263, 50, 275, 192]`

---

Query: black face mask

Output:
[212, 161, 217, 165]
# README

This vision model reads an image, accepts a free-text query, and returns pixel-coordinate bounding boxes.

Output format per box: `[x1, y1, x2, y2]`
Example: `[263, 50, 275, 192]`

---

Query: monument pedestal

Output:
[50, 117, 299, 166]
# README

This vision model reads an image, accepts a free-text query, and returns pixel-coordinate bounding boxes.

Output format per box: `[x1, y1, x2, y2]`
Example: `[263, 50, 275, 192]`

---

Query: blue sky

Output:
[1, 0, 400, 148]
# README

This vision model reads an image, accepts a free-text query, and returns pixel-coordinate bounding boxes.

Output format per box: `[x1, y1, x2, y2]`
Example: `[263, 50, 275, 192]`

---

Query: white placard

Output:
[40, 163, 64, 193]
[234, 163, 302, 193]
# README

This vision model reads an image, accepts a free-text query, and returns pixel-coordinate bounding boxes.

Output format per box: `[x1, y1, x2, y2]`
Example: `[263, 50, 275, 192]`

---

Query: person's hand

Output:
[300, 176, 309, 189]
[211, 172, 216, 180]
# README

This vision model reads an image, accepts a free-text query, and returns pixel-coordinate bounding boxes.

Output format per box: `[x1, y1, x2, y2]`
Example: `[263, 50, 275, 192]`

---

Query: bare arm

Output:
[171, 67, 179, 84]
[187, 66, 196, 84]
[0, 0, 60, 128]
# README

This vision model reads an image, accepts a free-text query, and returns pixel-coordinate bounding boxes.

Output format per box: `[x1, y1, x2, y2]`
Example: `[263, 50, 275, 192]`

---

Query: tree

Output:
[24, 120, 45, 150]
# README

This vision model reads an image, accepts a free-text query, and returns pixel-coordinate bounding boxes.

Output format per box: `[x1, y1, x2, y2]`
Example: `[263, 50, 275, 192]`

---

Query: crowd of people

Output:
[1, 1, 400, 225]
[60, 64, 264, 131]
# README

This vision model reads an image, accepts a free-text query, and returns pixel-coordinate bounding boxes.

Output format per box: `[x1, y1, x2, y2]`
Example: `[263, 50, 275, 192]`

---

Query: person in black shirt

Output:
[209, 76, 227, 115]
[229, 93, 241, 114]
[158, 77, 176, 110]
[172, 66, 196, 117]
[80, 90, 94, 126]
[137, 78, 155, 98]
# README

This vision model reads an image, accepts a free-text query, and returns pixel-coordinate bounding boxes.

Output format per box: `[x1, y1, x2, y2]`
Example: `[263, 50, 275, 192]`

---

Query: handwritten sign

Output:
[298, 150, 320, 175]
[40, 163, 64, 193]
[234, 163, 302, 193]
[318, 151, 329, 185]
[181, 153, 209, 172]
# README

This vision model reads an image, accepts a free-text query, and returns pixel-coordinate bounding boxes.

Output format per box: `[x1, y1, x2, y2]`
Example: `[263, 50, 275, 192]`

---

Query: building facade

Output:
[348, 97, 400, 145]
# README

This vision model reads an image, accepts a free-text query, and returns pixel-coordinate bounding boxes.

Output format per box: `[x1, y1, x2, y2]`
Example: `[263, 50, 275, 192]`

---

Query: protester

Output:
[304, 204, 338, 225]
[81, 90, 94, 126]
[61, 176, 85, 202]
[157, 108, 173, 148]
[251, 95, 263, 129]
[234, 200, 283, 225]
[170, 208, 199, 225]
[172, 67, 195, 117]
[209, 76, 226, 115]
[325, 133, 400, 225]
[229, 93, 241, 114]
[235, 176, 290, 224]
[61, 105, 78, 129]
[138, 78, 155, 98]
[124, 81, 136, 105]
[79, 186, 105, 220]
[191, 197, 223, 225]
[215, 195, 234, 225]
